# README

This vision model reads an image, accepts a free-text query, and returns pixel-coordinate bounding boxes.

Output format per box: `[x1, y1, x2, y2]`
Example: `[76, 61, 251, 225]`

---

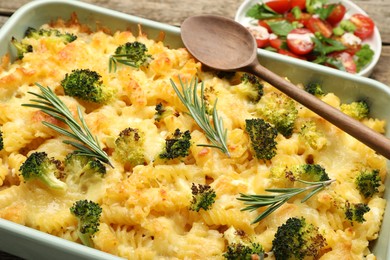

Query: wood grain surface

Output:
[0, 0, 389, 259]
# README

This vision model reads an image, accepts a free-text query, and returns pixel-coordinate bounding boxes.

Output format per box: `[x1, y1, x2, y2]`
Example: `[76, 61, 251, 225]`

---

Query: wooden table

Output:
[0, 0, 389, 259]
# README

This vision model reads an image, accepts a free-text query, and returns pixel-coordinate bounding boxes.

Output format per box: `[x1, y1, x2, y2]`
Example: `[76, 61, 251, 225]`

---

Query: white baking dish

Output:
[0, 0, 389, 259]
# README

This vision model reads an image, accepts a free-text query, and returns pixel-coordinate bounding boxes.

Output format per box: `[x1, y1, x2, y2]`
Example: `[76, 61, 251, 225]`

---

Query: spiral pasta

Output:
[0, 14, 387, 259]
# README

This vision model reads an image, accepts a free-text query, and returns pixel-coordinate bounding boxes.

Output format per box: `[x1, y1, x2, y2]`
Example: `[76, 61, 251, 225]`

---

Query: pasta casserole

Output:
[0, 13, 387, 259]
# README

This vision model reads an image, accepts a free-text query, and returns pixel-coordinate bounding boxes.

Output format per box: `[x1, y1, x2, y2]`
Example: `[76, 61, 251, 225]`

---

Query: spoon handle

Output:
[249, 63, 390, 160]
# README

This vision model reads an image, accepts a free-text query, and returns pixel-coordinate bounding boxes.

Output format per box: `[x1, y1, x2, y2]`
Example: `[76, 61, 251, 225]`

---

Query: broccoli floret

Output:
[64, 152, 106, 177]
[230, 73, 264, 102]
[113, 127, 145, 168]
[223, 227, 265, 260]
[304, 82, 325, 97]
[70, 199, 102, 248]
[223, 242, 264, 260]
[154, 102, 177, 122]
[159, 129, 191, 160]
[11, 27, 76, 60]
[290, 164, 330, 182]
[340, 100, 370, 120]
[299, 121, 327, 150]
[245, 118, 278, 160]
[355, 169, 381, 198]
[110, 41, 152, 70]
[19, 152, 66, 190]
[61, 69, 113, 104]
[25, 27, 77, 43]
[189, 183, 216, 212]
[0, 127, 3, 151]
[271, 164, 329, 187]
[344, 201, 370, 223]
[257, 92, 297, 137]
[272, 217, 327, 260]
[10, 37, 33, 59]
[216, 71, 236, 80]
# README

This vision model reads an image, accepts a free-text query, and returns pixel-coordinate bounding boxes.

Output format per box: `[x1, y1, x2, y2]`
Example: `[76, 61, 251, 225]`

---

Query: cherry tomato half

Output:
[349, 14, 375, 40]
[326, 4, 346, 25]
[306, 16, 333, 38]
[269, 34, 284, 49]
[278, 49, 307, 60]
[339, 32, 362, 55]
[258, 20, 272, 33]
[266, 0, 291, 14]
[285, 12, 312, 26]
[247, 26, 270, 48]
[287, 28, 315, 55]
[328, 51, 357, 73]
[291, 0, 306, 10]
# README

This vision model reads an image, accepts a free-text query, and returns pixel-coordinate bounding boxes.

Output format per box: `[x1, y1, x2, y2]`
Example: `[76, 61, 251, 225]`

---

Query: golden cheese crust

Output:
[0, 14, 386, 259]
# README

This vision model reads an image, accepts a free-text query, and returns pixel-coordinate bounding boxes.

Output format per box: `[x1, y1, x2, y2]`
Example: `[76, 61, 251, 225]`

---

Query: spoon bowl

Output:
[181, 14, 390, 160]
[181, 15, 257, 70]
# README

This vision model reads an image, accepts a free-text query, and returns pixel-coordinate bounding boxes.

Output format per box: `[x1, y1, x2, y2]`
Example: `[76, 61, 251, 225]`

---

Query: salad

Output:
[245, 0, 375, 74]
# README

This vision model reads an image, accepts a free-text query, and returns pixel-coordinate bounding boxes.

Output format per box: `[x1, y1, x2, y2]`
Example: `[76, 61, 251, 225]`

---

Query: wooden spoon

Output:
[180, 14, 390, 160]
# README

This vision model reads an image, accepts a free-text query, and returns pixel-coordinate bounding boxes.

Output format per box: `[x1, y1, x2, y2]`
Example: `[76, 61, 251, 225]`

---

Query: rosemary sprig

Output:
[238, 179, 335, 224]
[109, 54, 138, 73]
[170, 77, 230, 156]
[22, 83, 113, 167]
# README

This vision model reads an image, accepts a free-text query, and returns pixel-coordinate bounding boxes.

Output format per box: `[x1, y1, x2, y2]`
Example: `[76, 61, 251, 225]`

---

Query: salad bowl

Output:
[235, 0, 382, 77]
[0, 0, 389, 259]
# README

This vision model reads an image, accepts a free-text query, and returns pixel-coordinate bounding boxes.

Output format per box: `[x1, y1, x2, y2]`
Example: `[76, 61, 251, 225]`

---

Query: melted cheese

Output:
[0, 14, 386, 259]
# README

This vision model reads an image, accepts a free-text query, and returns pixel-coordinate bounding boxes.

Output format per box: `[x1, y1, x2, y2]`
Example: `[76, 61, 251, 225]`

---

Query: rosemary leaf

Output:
[170, 77, 230, 156]
[22, 83, 113, 167]
[238, 179, 335, 223]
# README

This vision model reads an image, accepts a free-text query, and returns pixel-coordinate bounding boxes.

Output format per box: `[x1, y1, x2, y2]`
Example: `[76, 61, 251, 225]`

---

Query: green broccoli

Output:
[154, 102, 178, 122]
[70, 199, 102, 248]
[64, 152, 106, 177]
[290, 164, 330, 182]
[0, 127, 3, 151]
[230, 73, 264, 102]
[25, 27, 77, 42]
[61, 69, 113, 104]
[340, 100, 370, 120]
[272, 217, 327, 260]
[11, 27, 76, 59]
[344, 201, 370, 223]
[19, 151, 66, 190]
[245, 118, 278, 160]
[189, 183, 216, 212]
[299, 121, 327, 150]
[109, 41, 152, 71]
[355, 169, 381, 198]
[216, 71, 236, 80]
[113, 127, 145, 168]
[223, 227, 265, 260]
[223, 242, 264, 260]
[270, 164, 330, 188]
[159, 129, 191, 160]
[304, 82, 325, 97]
[10, 37, 33, 59]
[257, 92, 298, 137]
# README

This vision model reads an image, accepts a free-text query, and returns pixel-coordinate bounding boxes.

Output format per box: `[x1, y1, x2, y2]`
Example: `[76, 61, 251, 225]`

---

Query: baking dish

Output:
[0, 0, 389, 259]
